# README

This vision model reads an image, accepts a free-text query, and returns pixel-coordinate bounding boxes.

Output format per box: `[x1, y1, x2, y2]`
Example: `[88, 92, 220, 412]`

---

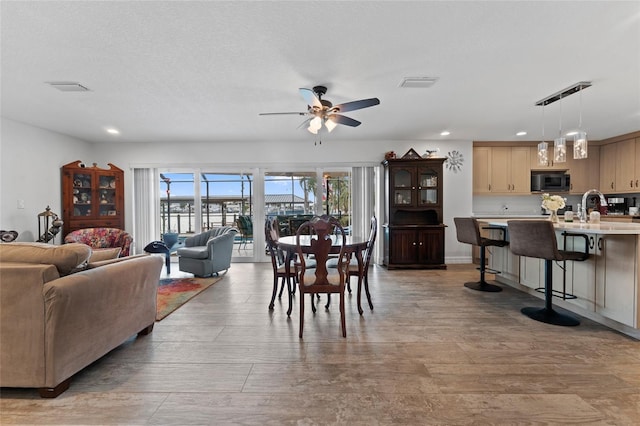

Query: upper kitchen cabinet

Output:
[61, 160, 125, 236]
[600, 137, 640, 193]
[615, 138, 639, 192]
[567, 145, 600, 194]
[599, 143, 617, 191]
[473, 146, 530, 195]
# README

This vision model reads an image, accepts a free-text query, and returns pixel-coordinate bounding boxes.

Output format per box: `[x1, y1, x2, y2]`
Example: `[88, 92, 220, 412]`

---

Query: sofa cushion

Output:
[0, 242, 92, 275]
[88, 247, 121, 263]
[176, 246, 209, 259]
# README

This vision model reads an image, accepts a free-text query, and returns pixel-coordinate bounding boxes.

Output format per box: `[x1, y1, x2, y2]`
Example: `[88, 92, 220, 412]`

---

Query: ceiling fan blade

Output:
[332, 97, 380, 113]
[259, 112, 307, 116]
[329, 114, 361, 127]
[299, 88, 322, 108]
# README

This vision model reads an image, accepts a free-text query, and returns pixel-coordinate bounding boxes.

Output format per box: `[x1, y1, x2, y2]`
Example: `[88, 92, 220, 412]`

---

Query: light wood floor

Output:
[1, 262, 639, 425]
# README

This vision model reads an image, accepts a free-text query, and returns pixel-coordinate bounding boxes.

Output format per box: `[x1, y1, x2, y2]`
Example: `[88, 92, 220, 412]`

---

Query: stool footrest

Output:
[534, 287, 577, 300]
[476, 266, 502, 275]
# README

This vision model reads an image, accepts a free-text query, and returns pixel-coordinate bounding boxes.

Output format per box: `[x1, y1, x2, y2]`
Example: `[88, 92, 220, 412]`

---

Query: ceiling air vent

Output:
[400, 77, 438, 88]
[46, 81, 90, 92]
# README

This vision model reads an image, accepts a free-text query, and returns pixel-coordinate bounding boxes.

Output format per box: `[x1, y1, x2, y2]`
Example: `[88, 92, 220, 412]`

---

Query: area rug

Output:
[156, 276, 221, 321]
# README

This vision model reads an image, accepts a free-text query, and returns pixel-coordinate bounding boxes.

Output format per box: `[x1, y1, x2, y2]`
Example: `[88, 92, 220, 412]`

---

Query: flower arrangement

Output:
[541, 193, 566, 212]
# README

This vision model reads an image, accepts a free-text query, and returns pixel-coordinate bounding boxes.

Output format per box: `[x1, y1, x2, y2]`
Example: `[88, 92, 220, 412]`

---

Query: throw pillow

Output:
[88, 247, 122, 263]
[0, 242, 92, 275]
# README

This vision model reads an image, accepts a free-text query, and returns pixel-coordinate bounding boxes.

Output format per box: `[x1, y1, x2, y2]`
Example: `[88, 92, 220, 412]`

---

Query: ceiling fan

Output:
[259, 86, 380, 134]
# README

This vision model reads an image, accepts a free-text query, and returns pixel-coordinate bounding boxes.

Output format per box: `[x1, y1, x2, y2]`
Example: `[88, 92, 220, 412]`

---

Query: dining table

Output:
[276, 234, 371, 316]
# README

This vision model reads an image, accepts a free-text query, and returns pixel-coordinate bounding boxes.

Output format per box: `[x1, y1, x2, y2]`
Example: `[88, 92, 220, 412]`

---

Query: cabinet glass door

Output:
[392, 169, 413, 205]
[72, 172, 93, 217]
[418, 169, 438, 206]
[97, 173, 118, 217]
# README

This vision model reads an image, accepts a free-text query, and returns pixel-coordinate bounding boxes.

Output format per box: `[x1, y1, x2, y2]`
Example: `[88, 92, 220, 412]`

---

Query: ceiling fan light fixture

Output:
[307, 116, 322, 134]
[325, 118, 338, 132]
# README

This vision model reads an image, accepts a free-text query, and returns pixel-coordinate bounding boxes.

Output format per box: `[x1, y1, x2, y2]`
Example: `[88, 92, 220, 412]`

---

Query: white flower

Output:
[541, 193, 566, 211]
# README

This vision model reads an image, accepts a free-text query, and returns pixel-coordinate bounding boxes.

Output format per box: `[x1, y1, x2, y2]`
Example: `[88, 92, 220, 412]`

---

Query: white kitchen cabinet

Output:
[593, 234, 637, 326]
[487, 228, 519, 283]
[519, 256, 542, 290]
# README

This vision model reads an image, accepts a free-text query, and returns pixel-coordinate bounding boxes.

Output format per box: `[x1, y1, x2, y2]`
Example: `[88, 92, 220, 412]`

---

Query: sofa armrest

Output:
[41, 255, 163, 388]
[0, 263, 59, 388]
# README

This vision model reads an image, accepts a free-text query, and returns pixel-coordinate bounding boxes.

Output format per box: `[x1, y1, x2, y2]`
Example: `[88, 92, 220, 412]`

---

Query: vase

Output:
[549, 210, 559, 223]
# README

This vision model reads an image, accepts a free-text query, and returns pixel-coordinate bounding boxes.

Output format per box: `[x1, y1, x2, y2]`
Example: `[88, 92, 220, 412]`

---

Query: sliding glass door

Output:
[151, 167, 356, 262]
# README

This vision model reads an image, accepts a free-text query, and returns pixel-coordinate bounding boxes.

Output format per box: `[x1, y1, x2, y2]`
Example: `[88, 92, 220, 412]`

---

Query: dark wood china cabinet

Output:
[61, 161, 124, 236]
[382, 157, 446, 269]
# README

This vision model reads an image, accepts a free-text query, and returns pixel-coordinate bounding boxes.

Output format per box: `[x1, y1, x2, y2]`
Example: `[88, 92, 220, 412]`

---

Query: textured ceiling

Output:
[1, 1, 639, 144]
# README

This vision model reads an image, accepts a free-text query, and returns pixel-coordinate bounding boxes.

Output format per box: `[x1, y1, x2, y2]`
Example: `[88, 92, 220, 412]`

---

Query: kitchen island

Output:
[478, 218, 640, 338]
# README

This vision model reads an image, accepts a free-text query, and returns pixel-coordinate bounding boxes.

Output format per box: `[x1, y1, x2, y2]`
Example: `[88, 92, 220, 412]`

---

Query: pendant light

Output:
[537, 103, 549, 166]
[573, 88, 588, 159]
[535, 81, 591, 163]
[554, 95, 566, 163]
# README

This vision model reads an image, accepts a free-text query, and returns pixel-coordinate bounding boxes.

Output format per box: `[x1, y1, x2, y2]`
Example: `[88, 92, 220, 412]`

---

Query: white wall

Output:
[1, 119, 474, 261]
[0, 118, 92, 241]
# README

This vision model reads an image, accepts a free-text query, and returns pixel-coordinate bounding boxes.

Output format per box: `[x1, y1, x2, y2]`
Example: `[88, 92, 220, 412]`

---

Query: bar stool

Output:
[454, 217, 509, 292]
[507, 220, 589, 326]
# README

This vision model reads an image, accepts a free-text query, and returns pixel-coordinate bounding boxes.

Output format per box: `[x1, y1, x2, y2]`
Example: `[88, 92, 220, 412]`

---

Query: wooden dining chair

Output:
[350, 215, 377, 312]
[295, 215, 349, 338]
[265, 218, 297, 311]
[327, 215, 378, 313]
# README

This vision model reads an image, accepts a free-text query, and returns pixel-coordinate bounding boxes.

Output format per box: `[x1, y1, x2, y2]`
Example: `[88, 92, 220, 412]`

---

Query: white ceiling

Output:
[1, 1, 639, 145]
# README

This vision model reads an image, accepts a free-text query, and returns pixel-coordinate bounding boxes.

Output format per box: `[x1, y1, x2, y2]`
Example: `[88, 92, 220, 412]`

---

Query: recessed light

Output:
[106, 128, 120, 135]
[440, 131, 450, 136]
[516, 131, 527, 136]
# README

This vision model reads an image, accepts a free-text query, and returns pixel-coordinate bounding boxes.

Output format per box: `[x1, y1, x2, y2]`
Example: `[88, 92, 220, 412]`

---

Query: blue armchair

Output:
[177, 226, 238, 277]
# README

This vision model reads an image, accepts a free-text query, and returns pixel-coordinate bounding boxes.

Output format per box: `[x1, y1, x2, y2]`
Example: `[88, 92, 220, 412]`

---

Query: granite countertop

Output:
[481, 218, 640, 235]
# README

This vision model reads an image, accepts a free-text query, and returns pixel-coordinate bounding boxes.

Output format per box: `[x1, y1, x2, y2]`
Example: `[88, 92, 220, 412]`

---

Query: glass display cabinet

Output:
[61, 161, 124, 236]
[383, 157, 446, 269]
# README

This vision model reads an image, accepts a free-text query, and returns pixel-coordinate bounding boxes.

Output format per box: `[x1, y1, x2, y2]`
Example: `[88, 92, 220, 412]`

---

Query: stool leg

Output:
[521, 259, 579, 326]
[165, 251, 171, 274]
[464, 245, 502, 292]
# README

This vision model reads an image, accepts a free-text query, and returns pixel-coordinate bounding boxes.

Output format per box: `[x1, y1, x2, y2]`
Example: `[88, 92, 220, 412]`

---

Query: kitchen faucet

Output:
[581, 189, 608, 222]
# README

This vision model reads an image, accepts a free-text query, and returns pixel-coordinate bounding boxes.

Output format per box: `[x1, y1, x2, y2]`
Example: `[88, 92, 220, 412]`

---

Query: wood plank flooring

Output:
[1, 262, 639, 425]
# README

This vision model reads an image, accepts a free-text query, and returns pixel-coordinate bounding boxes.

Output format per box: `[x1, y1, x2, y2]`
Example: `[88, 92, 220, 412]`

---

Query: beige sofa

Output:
[0, 242, 163, 397]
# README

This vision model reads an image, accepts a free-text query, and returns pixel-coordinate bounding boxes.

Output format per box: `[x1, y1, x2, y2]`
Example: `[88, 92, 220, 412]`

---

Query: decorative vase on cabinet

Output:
[61, 160, 124, 237]
[382, 157, 446, 269]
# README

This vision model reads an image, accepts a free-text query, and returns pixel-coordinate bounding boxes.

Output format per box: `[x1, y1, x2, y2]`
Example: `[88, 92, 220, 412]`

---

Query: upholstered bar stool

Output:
[507, 220, 589, 326]
[454, 217, 509, 292]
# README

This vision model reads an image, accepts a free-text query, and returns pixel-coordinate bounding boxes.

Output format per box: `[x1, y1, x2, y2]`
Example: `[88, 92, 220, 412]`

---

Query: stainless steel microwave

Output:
[531, 173, 570, 192]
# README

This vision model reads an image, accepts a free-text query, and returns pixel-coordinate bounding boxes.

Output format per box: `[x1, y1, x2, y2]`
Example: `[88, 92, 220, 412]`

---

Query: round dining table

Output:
[276, 234, 370, 316]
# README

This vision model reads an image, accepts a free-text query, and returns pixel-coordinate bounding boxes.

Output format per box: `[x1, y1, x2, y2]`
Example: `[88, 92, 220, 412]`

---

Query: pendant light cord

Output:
[578, 88, 583, 129]
[558, 96, 563, 137]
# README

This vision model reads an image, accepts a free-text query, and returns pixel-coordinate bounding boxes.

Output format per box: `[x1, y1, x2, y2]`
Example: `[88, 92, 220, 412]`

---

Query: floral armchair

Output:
[64, 228, 133, 257]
